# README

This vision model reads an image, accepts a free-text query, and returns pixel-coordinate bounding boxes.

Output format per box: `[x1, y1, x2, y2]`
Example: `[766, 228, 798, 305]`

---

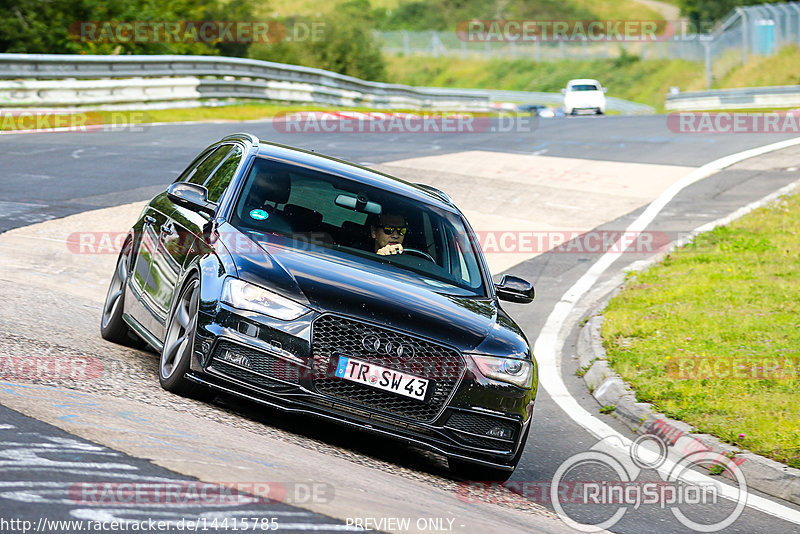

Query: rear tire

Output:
[159, 275, 214, 401]
[101, 239, 143, 347]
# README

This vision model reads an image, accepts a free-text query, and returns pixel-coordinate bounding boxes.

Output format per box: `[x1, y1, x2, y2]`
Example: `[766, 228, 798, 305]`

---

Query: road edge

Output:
[576, 178, 800, 506]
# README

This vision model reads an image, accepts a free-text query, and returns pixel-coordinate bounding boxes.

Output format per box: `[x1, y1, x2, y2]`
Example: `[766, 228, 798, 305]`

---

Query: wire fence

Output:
[377, 2, 800, 71]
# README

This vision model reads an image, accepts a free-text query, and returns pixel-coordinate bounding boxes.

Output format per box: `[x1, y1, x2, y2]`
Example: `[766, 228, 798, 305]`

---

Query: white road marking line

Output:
[533, 136, 800, 525]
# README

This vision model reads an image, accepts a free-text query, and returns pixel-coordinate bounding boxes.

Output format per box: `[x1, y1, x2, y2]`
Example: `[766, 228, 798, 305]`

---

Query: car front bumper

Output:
[188, 305, 536, 469]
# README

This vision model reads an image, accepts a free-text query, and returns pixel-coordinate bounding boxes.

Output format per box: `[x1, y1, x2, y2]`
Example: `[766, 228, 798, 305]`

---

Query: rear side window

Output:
[174, 147, 215, 183]
[205, 145, 243, 203]
[186, 146, 233, 185]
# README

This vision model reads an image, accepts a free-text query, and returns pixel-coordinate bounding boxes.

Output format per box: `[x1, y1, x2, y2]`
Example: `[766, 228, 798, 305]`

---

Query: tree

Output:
[250, 1, 387, 81]
[0, 0, 257, 56]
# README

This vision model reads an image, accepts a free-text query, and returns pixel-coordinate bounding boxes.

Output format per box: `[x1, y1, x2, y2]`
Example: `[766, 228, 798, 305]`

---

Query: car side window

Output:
[204, 145, 243, 203]
[185, 145, 233, 185]
[174, 147, 215, 183]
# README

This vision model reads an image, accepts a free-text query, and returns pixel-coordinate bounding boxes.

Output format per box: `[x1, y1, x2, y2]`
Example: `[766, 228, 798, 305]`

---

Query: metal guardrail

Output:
[665, 85, 800, 111]
[0, 54, 491, 111]
[0, 53, 653, 114]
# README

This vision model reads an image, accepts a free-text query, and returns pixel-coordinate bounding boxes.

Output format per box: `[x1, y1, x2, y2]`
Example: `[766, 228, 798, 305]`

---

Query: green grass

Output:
[0, 103, 303, 132]
[264, 0, 663, 26]
[386, 54, 705, 111]
[384, 44, 800, 111]
[0, 103, 504, 132]
[602, 193, 800, 468]
[718, 45, 800, 88]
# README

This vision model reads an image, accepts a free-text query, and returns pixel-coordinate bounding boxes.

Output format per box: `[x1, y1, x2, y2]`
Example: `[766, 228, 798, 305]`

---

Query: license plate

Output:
[334, 356, 429, 401]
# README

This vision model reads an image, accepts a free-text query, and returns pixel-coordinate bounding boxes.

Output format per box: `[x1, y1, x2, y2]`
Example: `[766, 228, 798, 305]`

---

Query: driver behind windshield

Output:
[371, 213, 407, 256]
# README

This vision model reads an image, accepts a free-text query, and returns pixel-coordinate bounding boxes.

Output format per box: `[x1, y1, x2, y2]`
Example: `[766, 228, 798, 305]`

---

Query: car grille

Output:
[445, 411, 518, 451]
[209, 340, 303, 388]
[310, 314, 465, 422]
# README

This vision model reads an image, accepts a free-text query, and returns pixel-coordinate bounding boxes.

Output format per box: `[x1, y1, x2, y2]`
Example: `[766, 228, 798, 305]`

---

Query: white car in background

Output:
[562, 79, 607, 115]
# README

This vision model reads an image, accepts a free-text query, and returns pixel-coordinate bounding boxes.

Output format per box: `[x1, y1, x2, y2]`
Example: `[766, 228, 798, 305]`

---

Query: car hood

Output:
[220, 225, 526, 352]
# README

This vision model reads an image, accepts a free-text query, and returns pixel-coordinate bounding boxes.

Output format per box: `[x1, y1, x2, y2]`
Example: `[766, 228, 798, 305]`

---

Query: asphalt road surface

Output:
[1, 114, 800, 533]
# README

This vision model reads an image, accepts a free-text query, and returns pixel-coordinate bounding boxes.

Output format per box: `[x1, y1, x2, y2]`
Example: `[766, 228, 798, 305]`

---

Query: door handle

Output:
[144, 215, 157, 225]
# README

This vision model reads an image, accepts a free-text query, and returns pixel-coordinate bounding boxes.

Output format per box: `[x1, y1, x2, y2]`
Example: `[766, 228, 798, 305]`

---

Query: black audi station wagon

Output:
[101, 133, 538, 479]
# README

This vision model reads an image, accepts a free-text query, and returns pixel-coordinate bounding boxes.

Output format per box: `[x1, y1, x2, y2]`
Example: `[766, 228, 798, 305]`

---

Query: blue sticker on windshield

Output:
[249, 209, 269, 220]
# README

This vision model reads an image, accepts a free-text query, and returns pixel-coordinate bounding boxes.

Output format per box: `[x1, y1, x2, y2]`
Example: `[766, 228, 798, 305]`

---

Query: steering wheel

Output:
[402, 248, 435, 263]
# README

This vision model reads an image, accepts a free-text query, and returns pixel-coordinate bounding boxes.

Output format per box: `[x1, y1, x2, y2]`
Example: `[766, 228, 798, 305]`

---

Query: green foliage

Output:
[385, 55, 705, 110]
[678, 0, 739, 30]
[612, 47, 639, 69]
[374, 0, 631, 31]
[678, 0, 789, 31]
[707, 463, 725, 476]
[0, 0, 256, 55]
[250, 1, 387, 81]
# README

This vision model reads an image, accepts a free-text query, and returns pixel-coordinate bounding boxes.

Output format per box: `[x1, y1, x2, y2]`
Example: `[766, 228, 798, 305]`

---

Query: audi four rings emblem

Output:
[361, 335, 415, 357]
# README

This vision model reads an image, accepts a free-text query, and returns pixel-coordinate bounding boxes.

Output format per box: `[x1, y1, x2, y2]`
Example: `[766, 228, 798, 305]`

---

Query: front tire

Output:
[159, 275, 212, 400]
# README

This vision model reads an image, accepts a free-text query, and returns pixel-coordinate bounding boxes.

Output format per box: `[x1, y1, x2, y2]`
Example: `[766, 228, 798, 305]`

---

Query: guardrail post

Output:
[791, 3, 800, 43]
[763, 4, 783, 47]
[737, 7, 749, 65]
[700, 36, 713, 89]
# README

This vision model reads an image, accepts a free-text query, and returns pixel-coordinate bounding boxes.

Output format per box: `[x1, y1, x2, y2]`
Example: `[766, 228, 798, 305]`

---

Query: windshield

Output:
[230, 156, 487, 295]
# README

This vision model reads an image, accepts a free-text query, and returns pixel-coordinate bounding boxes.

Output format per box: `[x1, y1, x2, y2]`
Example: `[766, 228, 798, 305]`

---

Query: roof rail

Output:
[221, 132, 260, 146]
[414, 183, 452, 204]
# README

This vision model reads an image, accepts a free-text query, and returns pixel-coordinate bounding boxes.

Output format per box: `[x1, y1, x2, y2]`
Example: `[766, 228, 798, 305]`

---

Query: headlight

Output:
[469, 354, 533, 388]
[221, 278, 309, 321]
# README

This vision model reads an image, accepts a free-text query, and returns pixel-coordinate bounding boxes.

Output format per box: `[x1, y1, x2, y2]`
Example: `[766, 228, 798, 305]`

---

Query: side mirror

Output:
[602, 87, 608, 93]
[561, 88, 567, 94]
[167, 182, 217, 217]
[495, 274, 535, 304]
